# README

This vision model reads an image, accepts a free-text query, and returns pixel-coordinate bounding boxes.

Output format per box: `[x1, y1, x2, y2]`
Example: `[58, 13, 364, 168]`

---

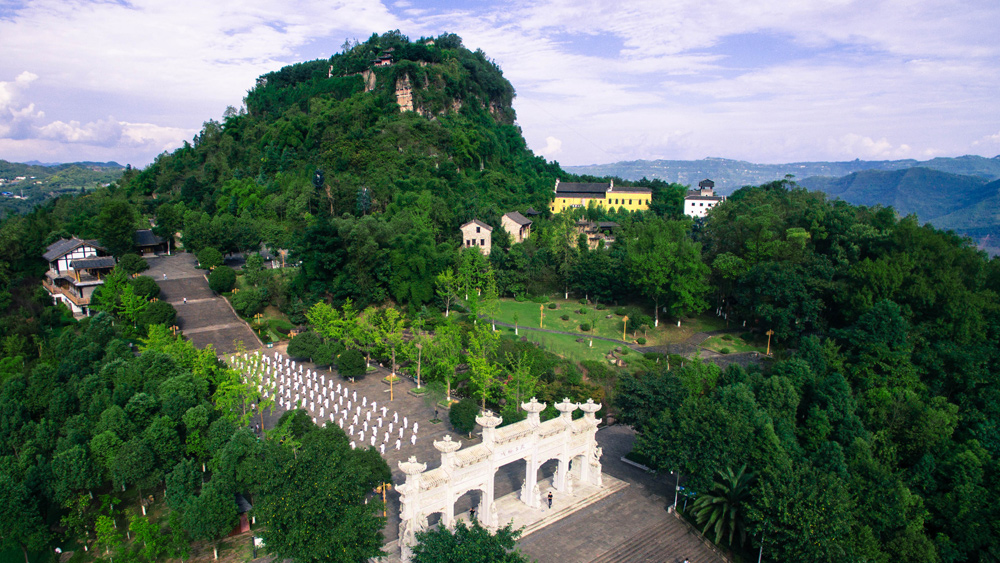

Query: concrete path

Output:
[149, 253, 261, 354]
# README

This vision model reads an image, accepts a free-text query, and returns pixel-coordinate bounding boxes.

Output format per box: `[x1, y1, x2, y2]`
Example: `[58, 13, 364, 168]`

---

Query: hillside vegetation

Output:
[0, 160, 124, 217]
[1, 30, 999, 563]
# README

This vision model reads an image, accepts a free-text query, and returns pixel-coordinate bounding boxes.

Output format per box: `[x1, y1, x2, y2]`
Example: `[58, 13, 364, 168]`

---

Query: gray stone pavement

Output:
[151, 252, 260, 354]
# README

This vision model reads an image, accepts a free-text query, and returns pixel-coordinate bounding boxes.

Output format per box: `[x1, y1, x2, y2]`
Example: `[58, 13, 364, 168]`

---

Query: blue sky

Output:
[1, 0, 998, 167]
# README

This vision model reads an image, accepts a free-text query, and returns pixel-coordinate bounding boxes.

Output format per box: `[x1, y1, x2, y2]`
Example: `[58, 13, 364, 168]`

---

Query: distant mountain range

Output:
[565, 155, 1000, 193]
[0, 159, 125, 216]
[20, 160, 124, 168]
[565, 155, 1000, 255]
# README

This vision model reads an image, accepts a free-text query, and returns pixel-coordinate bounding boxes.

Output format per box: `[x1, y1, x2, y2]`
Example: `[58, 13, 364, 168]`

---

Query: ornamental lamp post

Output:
[415, 342, 423, 389]
[765, 329, 775, 356]
[672, 471, 680, 512]
[622, 316, 629, 342]
[539, 304, 544, 328]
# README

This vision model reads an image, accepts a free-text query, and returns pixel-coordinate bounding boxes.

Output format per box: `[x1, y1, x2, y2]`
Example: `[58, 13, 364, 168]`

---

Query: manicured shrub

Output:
[547, 303, 557, 309]
[450, 398, 479, 436]
[130, 275, 160, 299]
[561, 314, 570, 321]
[579, 299, 587, 305]
[196, 247, 223, 269]
[117, 253, 149, 275]
[336, 349, 367, 379]
[722, 334, 734, 341]
[208, 265, 236, 293]
[139, 300, 176, 328]
[614, 307, 627, 316]
[580, 323, 591, 332]
[287, 331, 320, 360]
[719, 347, 731, 354]
[637, 337, 647, 345]
[595, 304, 606, 310]
[231, 287, 265, 317]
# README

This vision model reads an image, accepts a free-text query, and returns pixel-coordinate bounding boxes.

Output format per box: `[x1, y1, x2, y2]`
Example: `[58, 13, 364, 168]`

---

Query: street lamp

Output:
[415, 342, 423, 389]
[672, 471, 680, 512]
[374, 482, 392, 517]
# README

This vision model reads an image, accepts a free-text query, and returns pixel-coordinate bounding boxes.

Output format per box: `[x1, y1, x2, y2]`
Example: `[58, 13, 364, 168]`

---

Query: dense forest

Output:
[0, 30, 998, 563]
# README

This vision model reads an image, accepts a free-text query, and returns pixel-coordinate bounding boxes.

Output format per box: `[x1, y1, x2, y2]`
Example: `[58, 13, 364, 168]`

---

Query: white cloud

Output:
[539, 136, 562, 157]
[0, 0, 998, 165]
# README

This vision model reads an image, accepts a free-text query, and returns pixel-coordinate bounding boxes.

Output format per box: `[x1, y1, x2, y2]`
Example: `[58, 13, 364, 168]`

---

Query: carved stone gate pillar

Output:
[397, 456, 427, 563]
[520, 398, 546, 508]
[434, 435, 461, 528]
[553, 398, 579, 492]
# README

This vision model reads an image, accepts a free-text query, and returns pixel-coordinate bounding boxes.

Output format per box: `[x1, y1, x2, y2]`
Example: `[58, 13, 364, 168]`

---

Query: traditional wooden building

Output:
[134, 229, 168, 256]
[550, 179, 651, 214]
[501, 211, 532, 244]
[460, 220, 492, 255]
[42, 237, 116, 316]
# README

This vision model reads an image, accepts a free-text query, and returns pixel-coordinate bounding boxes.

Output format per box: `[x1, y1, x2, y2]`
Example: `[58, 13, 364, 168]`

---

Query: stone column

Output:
[553, 399, 578, 492]
[483, 471, 496, 530]
[397, 456, 427, 563]
[521, 455, 540, 508]
[433, 435, 462, 528]
[579, 399, 602, 486]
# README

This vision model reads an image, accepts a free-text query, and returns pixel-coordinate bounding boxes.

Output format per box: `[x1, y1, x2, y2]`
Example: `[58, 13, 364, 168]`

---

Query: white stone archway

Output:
[396, 397, 604, 562]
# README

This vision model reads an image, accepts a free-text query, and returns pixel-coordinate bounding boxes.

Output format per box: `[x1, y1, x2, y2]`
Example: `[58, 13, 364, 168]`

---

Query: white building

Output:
[460, 219, 492, 255]
[684, 179, 725, 218]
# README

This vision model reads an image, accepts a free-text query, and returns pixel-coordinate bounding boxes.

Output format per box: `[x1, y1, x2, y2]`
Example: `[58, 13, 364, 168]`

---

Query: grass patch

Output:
[503, 327, 614, 363]
[701, 333, 766, 354]
[488, 297, 726, 347]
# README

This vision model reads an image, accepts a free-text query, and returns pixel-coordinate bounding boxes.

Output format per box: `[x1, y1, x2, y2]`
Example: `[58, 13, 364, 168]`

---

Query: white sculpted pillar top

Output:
[522, 397, 545, 426]
[476, 410, 503, 446]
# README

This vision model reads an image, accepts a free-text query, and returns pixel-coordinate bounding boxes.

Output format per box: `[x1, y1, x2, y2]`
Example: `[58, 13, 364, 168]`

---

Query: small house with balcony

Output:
[460, 220, 492, 255]
[42, 237, 116, 316]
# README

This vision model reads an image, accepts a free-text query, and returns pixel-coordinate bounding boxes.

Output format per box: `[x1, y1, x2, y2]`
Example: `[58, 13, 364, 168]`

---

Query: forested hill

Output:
[123, 31, 564, 228]
[799, 168, 1000, 254]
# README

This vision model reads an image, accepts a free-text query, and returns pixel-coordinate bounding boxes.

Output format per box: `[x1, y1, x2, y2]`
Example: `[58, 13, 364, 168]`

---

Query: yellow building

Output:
[549, 179, 652, 213]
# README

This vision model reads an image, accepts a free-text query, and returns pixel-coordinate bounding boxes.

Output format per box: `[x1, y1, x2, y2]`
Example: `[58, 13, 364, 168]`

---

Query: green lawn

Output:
[499, 326, 617, 363]
[486, 297, 728, 347]
[701, 334, 766, 354]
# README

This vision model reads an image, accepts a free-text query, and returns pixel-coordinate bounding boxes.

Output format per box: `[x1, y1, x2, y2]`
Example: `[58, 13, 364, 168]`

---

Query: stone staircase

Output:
[588, 511, 728, 563]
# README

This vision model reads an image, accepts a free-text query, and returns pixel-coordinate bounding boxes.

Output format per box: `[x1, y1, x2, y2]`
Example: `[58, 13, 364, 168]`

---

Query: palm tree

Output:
[692, 464, 756, 549]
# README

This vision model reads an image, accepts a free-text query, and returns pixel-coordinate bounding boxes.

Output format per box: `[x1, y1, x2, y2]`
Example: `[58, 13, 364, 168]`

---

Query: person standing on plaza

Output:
[547, 491, 553, 509]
